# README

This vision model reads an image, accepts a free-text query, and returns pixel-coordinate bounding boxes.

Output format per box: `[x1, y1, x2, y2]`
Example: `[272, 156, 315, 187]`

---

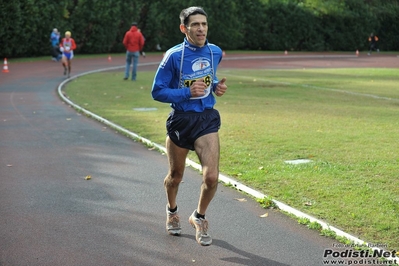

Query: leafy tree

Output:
[1, 0, 398, 58]
[230, 0, 264, 50]
[0, 1, 24, 57]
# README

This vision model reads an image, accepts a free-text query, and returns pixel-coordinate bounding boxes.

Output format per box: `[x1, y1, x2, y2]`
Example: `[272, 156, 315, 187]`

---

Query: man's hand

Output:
[215, 77, 227, 96]
[190, 78, 207, 97]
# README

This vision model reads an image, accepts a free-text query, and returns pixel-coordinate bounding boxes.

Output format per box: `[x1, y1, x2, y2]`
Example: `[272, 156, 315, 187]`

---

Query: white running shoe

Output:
[188, 210, 212, 246]
[166, 205, 181, 236]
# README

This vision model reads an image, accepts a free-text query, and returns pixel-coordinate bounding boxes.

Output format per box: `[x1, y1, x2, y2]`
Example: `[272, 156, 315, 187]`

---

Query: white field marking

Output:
[57, 57, 393, 256]
[221, 54, 358, 61]
[223, 73, 399, 102]
[133, 107, 158, 111]
[285, 159, 312, 165]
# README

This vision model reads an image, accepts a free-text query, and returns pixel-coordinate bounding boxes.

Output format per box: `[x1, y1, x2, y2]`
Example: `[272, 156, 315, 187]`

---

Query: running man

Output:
[368, 33, 379, 56]
[59, 31, 76, 78]
[151, 6, 227, 246]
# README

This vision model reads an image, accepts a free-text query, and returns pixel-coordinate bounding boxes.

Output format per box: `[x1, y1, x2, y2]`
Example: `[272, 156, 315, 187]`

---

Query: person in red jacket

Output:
[59, 31, 76, 78]
[123, 22, 145, 81]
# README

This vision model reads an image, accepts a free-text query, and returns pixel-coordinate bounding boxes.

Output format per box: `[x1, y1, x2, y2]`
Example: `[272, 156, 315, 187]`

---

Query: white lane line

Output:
[226, 73, 399, 102]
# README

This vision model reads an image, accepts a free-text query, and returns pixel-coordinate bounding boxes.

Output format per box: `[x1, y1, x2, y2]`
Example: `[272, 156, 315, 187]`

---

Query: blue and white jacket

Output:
[151, 38, 223, 112]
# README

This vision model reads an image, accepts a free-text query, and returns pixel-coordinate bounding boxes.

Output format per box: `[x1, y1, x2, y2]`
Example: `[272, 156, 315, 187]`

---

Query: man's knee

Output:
[203, 173, 219, 188]
[165, 169, 184, 185]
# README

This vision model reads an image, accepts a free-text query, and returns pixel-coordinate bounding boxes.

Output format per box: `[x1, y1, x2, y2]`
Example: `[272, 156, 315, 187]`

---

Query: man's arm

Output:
[151, 59, 191, 103]
[214, 77, 227, 97]
[71, 39, 77, 50]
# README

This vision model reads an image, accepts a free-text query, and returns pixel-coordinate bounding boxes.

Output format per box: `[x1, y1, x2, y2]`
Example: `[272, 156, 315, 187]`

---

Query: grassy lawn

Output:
[63, 66, 399, 250]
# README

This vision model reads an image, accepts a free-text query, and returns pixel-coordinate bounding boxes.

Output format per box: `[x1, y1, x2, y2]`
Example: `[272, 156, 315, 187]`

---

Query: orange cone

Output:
[108, 55, 112, 62]
[356, 50, 359, 56]
[2, 58, 9, 73]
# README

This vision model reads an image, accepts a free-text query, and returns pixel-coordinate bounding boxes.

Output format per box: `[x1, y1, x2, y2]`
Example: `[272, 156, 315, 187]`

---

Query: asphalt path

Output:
[1, 55, 350, 266]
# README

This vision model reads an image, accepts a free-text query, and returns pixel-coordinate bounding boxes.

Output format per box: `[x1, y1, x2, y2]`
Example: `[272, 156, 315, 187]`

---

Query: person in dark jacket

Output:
[368, 33, 379, 56]
[50, 28, 62, 61]
[122, 22, 145, 80]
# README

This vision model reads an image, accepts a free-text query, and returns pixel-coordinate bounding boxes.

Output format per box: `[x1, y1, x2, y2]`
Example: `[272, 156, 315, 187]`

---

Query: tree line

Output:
[0, 0, 398, 58]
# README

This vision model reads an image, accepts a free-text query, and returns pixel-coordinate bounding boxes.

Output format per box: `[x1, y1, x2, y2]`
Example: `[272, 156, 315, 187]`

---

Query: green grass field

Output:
[64, 66, 399, 250]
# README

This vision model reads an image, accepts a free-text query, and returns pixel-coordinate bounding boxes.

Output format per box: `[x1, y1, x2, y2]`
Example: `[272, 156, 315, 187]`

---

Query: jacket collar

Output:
[184, 38, 208, 51]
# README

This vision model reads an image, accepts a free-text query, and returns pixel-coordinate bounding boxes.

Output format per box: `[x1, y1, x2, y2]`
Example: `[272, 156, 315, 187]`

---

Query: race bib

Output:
[184, 74, 212, 99]
[182, 57, 213, 100]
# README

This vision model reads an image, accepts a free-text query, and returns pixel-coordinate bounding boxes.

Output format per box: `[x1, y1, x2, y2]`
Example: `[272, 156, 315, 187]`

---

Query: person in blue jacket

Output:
[151, 6, 227, 246]
[50, 28, 61, 61]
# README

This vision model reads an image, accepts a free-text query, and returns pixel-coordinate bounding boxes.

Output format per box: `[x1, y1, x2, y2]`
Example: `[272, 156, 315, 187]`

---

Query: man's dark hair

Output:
[179, 6, 207, 26]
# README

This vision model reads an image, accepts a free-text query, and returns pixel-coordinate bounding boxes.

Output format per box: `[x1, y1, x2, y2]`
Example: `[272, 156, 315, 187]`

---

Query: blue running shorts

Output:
[63, 51, 74, 60]
[166, 109, 221, 150]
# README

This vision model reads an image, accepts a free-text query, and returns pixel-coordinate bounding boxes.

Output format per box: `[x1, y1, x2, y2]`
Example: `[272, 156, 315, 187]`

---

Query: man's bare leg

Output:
[194, 132, 220, 215]
[164, 136, 189, 235]
[164, 136, 189, 210]
[188, 132, 220, 245]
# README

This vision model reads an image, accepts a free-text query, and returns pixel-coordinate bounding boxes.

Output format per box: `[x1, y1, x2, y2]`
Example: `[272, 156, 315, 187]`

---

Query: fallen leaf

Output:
[235, 198, 247, 202]
[260, 212, 269, 218]
[85, 175, 91, 180]
[258, 166, 264, 170]
[304, 201, 312, 206]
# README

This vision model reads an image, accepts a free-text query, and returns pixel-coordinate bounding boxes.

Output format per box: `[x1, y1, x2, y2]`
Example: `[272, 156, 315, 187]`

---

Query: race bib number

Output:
[180, 56, 214, 99]
[185, 74, 212, 99]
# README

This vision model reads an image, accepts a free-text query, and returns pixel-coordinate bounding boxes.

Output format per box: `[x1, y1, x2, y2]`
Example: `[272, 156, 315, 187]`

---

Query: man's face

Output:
[184, 14, 208, 47]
